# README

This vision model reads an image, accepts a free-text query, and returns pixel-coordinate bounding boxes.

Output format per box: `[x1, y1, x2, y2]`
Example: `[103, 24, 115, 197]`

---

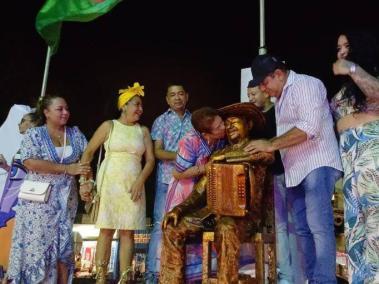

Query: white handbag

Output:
[18, 180, 52, 203]
[18, 127, 67, 203]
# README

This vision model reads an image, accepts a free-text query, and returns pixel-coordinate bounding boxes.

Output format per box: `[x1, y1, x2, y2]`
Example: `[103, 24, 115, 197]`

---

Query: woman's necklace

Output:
[48, 127, 65, 146]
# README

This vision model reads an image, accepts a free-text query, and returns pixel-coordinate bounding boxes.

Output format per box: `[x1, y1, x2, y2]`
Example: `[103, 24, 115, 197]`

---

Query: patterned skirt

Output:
[339, 120, 379, 283]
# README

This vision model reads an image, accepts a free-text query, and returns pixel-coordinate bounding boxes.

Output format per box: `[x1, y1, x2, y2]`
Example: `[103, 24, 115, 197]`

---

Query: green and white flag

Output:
[36, 0, 122, 54]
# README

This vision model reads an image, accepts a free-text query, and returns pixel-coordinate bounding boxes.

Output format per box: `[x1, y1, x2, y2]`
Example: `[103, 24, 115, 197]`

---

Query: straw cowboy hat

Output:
[218, 102, 266, 132]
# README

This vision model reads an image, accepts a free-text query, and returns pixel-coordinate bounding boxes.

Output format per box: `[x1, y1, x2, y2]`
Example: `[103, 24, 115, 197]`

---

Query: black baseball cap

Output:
[250, 54, 286, 87]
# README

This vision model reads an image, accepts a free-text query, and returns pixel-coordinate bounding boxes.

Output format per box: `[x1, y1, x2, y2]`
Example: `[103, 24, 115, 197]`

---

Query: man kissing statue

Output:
[159, 102, 274, 284]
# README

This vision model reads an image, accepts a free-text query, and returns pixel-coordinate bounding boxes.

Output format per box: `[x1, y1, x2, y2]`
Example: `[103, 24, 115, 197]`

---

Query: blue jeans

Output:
[275, 174, 306, 284]
[146, 181, 168, 283]
[287, 167, 342, 284]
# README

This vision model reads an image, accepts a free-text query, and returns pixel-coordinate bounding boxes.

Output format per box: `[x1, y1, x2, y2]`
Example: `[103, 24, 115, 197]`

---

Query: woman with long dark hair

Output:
[331, 31, 379, 283]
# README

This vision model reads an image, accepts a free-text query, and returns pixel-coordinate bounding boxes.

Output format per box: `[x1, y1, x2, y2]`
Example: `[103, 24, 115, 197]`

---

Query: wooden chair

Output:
[201, 162, 276, 283]
[201, 231, 276, 284]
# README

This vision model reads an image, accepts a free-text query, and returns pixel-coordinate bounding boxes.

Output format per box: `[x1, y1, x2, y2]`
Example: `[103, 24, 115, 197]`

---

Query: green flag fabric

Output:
[36, 0, 122, 54]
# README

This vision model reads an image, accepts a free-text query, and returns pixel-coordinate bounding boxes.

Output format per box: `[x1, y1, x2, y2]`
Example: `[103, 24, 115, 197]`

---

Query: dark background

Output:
[1, 0, 379, 217]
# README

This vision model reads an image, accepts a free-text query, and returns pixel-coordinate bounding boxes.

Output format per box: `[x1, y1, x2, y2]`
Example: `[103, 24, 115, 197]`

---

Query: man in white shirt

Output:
[245, 54, 342, 284]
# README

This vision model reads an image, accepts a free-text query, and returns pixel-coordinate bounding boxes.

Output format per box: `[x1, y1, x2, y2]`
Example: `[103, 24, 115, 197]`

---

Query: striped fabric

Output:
[164, 129, 225, 212]
[275, 71, 342, 187]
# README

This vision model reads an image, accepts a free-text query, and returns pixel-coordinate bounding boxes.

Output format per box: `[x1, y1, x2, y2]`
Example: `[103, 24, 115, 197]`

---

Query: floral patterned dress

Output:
[331, 91, 379, 283]
[8, 125, 87, 284]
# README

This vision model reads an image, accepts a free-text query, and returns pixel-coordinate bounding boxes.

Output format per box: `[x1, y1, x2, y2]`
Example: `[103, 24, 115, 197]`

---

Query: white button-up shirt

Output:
[276, 71, 342, 187]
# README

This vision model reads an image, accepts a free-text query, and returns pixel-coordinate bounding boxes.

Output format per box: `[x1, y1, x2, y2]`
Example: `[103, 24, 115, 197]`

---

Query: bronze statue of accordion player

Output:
[159, 102, 274, 284]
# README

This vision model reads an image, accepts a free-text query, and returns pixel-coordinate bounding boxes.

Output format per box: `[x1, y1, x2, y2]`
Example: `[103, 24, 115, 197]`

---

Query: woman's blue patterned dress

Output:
[8, 125, 87, 284]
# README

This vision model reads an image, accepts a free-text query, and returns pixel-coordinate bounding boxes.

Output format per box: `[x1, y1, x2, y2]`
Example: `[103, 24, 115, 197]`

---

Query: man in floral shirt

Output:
[145, 84, 192, 283]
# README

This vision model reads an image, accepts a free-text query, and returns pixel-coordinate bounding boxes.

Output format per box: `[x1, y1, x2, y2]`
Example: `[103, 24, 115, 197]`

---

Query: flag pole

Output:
[40, 46, 52, 99]
[259, 0, 267, 55]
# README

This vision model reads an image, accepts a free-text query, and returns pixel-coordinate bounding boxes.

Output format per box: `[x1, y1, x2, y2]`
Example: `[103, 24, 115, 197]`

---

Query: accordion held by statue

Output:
[206, 162, 251, 217]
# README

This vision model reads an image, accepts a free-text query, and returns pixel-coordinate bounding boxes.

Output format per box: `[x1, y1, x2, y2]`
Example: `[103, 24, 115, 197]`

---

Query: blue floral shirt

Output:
[151, 109, 192, 183]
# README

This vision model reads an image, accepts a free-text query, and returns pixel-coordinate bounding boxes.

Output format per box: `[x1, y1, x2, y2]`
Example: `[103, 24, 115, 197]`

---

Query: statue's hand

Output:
[210, 154, 225, 162]
[162, 207, 182, 230]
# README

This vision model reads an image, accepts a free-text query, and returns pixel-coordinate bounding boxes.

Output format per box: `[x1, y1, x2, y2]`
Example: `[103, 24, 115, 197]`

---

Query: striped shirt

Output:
[275, 71, 342, 187]
[164, 128, 225, 211]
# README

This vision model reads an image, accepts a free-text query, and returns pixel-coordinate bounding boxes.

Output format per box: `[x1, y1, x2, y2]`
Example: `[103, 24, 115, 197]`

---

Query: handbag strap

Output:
[59, 126, 67, 164]
[96, 146, 103, 176]
[95, 120, 114, 196]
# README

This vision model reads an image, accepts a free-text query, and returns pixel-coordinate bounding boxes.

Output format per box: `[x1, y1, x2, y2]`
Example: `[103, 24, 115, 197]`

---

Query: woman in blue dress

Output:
[7, 95, 91, 284]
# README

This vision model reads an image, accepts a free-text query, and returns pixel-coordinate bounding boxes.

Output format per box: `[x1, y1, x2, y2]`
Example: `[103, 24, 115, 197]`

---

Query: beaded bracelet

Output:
[79, 178, 95, 186]
[79, 176, 86, 185]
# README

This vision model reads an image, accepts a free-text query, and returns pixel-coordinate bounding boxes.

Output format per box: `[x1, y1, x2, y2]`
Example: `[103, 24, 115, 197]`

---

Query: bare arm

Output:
[271, 127, 307, 151]
[130, 126, 155, 201]
[333, 59, 379, 99]
[244, 127, 307, 154]
[138, 127, 155, 183]
[80, 120, 112, 179]
[78, 121, 113, 201]
[154, 140, 176, 161]
[23, 159, 90, 176]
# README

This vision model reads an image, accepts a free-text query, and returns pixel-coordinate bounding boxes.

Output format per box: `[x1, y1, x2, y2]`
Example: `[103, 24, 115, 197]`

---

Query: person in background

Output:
[79, 83, 155, 283]
[245, 54, 342, 283]
[331, 31, 379, 283]
[7, 95, 90, 284]
[0, 112, 38, 172]
[0, 112, 38, 227]
[247, 82, 305, 283]
[146, 84, 192, 284]
[247, 81, 273, 115]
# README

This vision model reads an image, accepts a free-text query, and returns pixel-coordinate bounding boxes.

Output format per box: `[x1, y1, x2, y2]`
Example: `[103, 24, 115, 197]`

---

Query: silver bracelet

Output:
[349, 63, 357, 75]
[79, 178, 95, 185]
[79, 176, 86, 184]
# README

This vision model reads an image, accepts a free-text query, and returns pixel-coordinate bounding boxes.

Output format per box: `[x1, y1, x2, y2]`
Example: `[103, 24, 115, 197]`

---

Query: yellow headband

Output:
[118, 82, 145, 110]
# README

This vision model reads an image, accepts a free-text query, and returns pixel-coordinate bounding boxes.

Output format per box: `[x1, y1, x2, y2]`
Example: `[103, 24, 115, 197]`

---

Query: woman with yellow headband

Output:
[79, 83, 155, 283]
